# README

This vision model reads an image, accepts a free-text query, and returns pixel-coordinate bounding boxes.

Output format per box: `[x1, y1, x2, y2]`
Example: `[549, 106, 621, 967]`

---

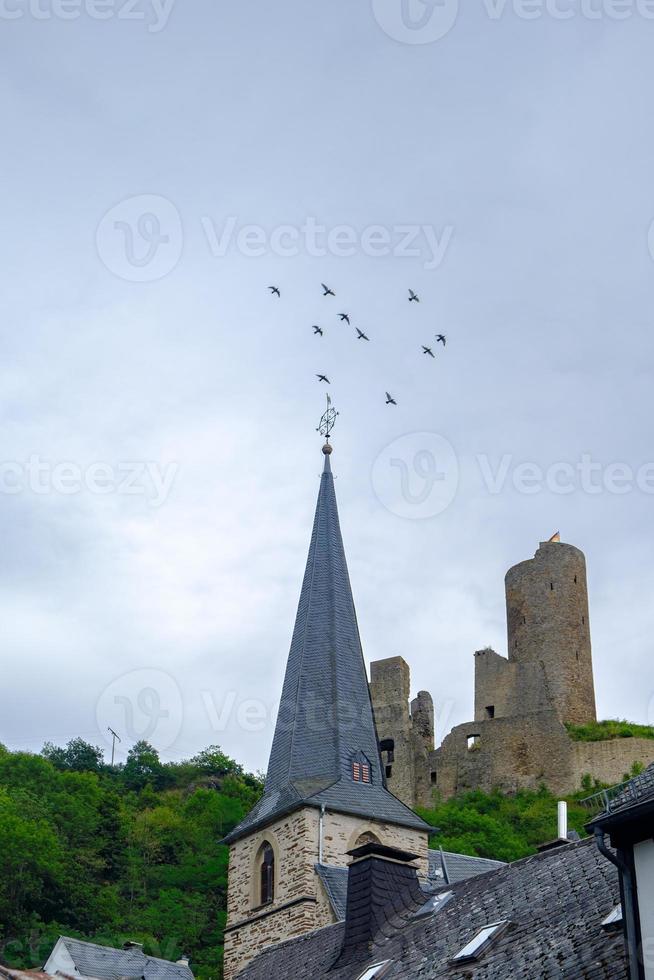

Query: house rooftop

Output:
[44, 937, 193, 980]
[237, 837, 626, 979]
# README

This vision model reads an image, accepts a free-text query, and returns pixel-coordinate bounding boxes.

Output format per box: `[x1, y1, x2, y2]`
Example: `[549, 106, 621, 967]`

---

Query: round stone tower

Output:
[505, 537, 597, 726]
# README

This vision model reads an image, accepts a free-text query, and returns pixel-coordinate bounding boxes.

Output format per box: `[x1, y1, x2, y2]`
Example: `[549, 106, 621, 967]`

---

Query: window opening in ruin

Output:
[467, 735, 481, 751]
[379, 738, 394, 779]
[485, 705, 495, 719]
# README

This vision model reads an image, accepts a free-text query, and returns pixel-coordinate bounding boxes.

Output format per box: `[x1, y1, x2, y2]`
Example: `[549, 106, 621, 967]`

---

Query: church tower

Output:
[222, 443, 430, 979]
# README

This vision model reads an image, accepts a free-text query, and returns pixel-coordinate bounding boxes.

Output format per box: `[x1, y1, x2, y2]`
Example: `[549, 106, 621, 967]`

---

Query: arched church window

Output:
[259, 842, 275, 906]
[355, 831, 381, 847]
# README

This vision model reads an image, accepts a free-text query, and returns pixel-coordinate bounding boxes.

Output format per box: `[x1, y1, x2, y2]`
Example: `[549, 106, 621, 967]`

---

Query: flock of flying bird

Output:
[267, 283, 448, 406]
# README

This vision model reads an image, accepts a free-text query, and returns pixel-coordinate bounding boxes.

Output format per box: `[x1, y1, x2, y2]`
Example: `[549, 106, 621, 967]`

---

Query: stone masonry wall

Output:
[370, 656, 435, 809]
[432, 713, 654, 800]
[320, 809, 429, 880]
[224, 808, 329, 980]
[573, 738, 654, 787]
[505, 541, 596, 725]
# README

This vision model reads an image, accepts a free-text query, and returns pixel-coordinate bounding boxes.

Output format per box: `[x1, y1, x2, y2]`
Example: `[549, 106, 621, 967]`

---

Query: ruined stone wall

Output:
[370, 656, 435, 809]
[474, 647, 553, 721]
[224, 804, 429, 979]
[433, 711, 577, 799]
[432, 715, 654, 800]
[369, 541, 650, 808]
[572, 738, 654, 787]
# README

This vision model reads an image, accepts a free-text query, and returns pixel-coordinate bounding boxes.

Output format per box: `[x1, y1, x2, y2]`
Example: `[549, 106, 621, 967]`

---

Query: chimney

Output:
[536, 801, 572, 852]
[176, 958, 190, 968]
[123, 942, 144, 951]
[332, 842, 426, 969]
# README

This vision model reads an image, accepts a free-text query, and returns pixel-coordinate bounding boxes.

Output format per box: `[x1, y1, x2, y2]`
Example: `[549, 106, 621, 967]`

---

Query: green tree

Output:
[42, 739, 104, 773]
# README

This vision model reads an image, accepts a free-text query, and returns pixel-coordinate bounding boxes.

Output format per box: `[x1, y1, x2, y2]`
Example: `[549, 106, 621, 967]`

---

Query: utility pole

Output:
[108, 727, 121, 767]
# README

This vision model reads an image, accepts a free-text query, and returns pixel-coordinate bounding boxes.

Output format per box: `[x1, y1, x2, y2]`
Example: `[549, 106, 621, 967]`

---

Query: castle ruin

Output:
[371, 537, 654, 806]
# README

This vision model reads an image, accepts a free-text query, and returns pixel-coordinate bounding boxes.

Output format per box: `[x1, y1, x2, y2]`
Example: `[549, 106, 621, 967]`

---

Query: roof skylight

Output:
[452, 921, 510, 963]
[601, 905, 623, 931]
[357, 962, 392, 980]
[413, 890, 453, 919]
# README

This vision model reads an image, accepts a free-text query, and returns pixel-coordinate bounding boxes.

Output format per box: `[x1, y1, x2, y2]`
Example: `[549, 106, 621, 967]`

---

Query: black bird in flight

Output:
[356, 328, 370, 341]
[338, 313, 351, 325]
[385, 392, 397, 405]
[422, 345, 435, 358]
[268, 286, 280, 297]
[408, 289, 420, 303]
[436, 334, 447, 346]
[313, 325, 324, 336]
[317, 374, 331, 384]
[321, 283, 335, 297]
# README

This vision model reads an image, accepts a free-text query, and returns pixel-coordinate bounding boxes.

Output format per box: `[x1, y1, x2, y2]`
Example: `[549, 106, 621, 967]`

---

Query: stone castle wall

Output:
[431, 713, 654, 799]
[224, 805, 428, 979]
[370, 657, 434, 809]
[368, 538, 651, 807]
[504, 541, 596, 725]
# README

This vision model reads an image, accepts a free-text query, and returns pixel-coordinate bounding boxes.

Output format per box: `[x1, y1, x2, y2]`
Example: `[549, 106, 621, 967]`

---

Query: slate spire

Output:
[223, 446, 430, 844]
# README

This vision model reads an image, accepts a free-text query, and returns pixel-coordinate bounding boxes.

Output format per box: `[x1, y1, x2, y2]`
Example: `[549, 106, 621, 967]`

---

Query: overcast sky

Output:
[1, 0, 654, 774]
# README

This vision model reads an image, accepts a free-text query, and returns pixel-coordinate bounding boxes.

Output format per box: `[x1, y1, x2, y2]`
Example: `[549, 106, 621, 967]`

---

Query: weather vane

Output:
[317, 393, 338, 447]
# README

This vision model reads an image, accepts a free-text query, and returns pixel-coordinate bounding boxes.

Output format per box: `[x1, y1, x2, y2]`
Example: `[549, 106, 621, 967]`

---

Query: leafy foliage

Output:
[0, 742, 263, 980]
[565, 718, 654, 742]
[417, 785, 592, 863]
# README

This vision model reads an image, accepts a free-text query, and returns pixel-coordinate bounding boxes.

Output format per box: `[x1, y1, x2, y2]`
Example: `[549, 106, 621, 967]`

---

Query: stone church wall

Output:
[223, 805, 429, 979]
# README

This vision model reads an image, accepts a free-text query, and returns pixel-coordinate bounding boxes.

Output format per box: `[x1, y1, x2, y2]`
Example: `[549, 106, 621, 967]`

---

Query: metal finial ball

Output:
[322, 442, 333, 455]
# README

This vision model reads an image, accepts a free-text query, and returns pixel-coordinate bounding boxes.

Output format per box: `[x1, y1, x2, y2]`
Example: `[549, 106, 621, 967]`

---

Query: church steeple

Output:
[224, 445, 429, 845]
[223, 441, 429, 980]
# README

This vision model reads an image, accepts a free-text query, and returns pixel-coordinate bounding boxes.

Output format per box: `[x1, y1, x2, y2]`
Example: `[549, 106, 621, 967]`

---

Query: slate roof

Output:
[223, 451, 430, 844]
[49, 938, 193, 980]
[428, 848, 506, 885]
[601, 762, 654, 815]
[316, 849, 506, 922]
[237, 837, 627, 980]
